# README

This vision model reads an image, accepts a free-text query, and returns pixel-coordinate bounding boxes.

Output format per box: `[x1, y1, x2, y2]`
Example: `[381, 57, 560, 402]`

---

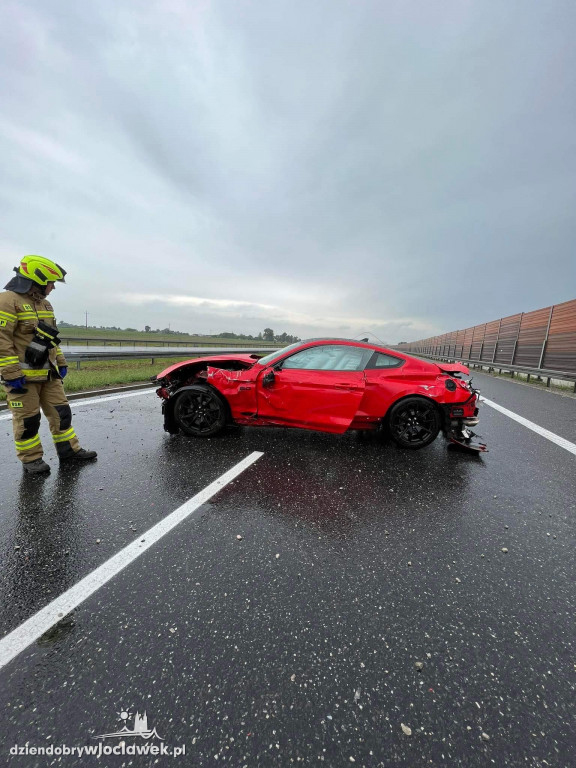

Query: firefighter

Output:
[0, 255, 97, 474]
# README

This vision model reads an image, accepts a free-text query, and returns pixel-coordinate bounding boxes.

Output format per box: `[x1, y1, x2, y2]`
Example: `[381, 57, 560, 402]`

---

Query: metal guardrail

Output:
[60, 337, 276, 348]
[414, 353, 576, 392]
[65, 347, 279, 370]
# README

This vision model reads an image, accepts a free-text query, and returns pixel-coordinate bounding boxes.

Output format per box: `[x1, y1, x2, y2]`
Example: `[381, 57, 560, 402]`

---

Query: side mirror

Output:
[262, 370, 276, 388]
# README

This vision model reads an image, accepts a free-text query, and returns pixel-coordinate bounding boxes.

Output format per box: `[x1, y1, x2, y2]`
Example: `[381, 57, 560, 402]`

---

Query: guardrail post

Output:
[538, 305, 554, 369]
[76, 360, 81, 370]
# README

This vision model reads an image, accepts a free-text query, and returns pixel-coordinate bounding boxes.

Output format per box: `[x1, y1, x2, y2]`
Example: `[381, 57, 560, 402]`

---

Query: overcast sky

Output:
[1, 0, 574, 343]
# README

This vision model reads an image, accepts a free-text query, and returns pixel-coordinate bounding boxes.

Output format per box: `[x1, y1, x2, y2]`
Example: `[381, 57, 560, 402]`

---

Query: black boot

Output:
[23, 458, 51, 474]
[59, 447, 98, 461]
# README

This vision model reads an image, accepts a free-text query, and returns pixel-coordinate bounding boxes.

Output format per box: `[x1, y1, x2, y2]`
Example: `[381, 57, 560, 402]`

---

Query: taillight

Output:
[156, 387, 169, 400]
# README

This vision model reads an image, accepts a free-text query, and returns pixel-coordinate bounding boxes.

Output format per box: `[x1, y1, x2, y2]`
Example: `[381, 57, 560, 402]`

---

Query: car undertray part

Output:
[447, 427, 488, 453]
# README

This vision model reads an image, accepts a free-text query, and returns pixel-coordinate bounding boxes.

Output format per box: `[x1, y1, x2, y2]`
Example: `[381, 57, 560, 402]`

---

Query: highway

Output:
[0, 373, 574, 767]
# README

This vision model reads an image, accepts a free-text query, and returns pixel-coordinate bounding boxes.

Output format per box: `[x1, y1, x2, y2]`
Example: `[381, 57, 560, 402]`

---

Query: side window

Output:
[367, 352, 404, 369]
[282, 346, 333, 370]
[282, 345, 371, 371]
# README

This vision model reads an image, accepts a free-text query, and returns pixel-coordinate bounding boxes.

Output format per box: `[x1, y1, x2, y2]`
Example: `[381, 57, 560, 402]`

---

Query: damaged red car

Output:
[154, 339, 486, 451]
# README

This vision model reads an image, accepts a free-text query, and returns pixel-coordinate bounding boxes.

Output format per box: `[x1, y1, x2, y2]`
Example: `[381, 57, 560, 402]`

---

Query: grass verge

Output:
[59, 327, 274, 345]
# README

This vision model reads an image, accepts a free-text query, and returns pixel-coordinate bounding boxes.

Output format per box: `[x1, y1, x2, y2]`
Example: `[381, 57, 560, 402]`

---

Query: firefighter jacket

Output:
[0, 289, 67, 383]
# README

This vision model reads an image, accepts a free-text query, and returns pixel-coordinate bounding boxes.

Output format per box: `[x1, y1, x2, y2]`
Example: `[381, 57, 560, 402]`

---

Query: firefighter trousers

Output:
[4, 377, 80, 463]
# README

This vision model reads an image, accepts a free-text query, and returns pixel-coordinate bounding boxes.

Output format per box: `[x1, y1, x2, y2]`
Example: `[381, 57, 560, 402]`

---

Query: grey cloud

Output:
[1, 0, 575, 341]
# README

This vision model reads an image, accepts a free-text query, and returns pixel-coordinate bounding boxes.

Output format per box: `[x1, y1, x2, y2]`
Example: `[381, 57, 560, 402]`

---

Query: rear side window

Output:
[282, 344, 372, 371]
[366, 352, 404, 369]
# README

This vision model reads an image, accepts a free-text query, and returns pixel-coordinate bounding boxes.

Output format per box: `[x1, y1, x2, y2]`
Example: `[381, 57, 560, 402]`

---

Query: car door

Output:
[255, 344, 369, 433]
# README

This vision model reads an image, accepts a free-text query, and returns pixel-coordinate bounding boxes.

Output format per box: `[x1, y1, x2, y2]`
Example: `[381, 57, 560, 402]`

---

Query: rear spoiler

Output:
[437, 361, 470, 376]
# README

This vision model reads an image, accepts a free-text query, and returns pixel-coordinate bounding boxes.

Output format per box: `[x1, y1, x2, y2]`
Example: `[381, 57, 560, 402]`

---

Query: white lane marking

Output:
[0, 451, 264, 672]
[482, 397, 576, 456]
[0, 388, 155, 421]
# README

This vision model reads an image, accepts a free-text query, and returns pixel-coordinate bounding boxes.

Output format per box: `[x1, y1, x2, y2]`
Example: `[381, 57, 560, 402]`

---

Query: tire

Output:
[387, 396, 441, 450]
[172, 386, 228, 437]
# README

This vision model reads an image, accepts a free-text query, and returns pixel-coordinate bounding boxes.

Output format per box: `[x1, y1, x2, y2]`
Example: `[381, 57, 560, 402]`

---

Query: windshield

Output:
[255, 342, 303, 366]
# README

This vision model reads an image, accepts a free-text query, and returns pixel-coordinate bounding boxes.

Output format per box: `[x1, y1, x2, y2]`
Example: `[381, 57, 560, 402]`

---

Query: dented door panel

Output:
[206, 366, 259, 420]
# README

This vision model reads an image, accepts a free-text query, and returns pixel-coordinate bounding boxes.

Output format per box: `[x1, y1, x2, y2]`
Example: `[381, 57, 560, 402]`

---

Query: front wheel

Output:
[172, 386, 228, 437]
[387, 397, 441, 449]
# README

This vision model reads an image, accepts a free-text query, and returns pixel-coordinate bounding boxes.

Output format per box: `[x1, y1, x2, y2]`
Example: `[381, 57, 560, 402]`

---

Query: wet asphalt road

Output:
[0, 373, 574, 767]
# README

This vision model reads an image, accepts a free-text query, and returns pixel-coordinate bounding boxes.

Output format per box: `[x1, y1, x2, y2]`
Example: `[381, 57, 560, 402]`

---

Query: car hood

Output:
[156, 354, 259, 379]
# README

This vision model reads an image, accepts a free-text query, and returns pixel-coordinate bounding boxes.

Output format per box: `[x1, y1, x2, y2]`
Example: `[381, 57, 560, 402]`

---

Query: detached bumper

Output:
[162, 398, 180, 434]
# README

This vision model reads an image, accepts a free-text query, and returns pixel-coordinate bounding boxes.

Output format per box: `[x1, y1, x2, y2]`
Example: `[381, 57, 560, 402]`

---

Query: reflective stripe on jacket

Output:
[0, 290, 67, 382]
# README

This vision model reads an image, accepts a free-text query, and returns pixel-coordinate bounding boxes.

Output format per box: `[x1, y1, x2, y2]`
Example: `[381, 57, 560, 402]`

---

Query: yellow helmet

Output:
[18, 255, 67, 286]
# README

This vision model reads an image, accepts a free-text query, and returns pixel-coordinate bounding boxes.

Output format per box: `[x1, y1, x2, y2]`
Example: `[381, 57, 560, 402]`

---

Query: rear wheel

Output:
[387, 397, 440, 449]
[173, 386, 228, 437]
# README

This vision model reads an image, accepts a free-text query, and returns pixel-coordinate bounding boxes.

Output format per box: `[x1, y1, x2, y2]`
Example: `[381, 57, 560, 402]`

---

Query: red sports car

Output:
[154, 339, 486, 451]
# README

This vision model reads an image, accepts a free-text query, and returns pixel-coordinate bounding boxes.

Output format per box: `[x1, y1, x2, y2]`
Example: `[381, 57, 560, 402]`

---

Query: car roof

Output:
[300, 337, 392, 352]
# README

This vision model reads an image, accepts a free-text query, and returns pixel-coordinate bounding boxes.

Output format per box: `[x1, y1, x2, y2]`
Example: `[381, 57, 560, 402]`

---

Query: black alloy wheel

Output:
[172, 386, 228, 437]
[387, 396, 441, 449]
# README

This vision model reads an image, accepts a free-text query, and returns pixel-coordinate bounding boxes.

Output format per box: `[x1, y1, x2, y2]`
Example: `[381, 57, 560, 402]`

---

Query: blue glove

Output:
[59, 367, 68, 379]
[8, 377, 27, 392]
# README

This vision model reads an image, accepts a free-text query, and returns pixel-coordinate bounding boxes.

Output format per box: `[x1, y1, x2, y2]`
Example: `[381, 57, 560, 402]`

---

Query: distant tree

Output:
[263, 327, 274, 341]
[145, 325, 151, 332]
[271, 331, 300, 344]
